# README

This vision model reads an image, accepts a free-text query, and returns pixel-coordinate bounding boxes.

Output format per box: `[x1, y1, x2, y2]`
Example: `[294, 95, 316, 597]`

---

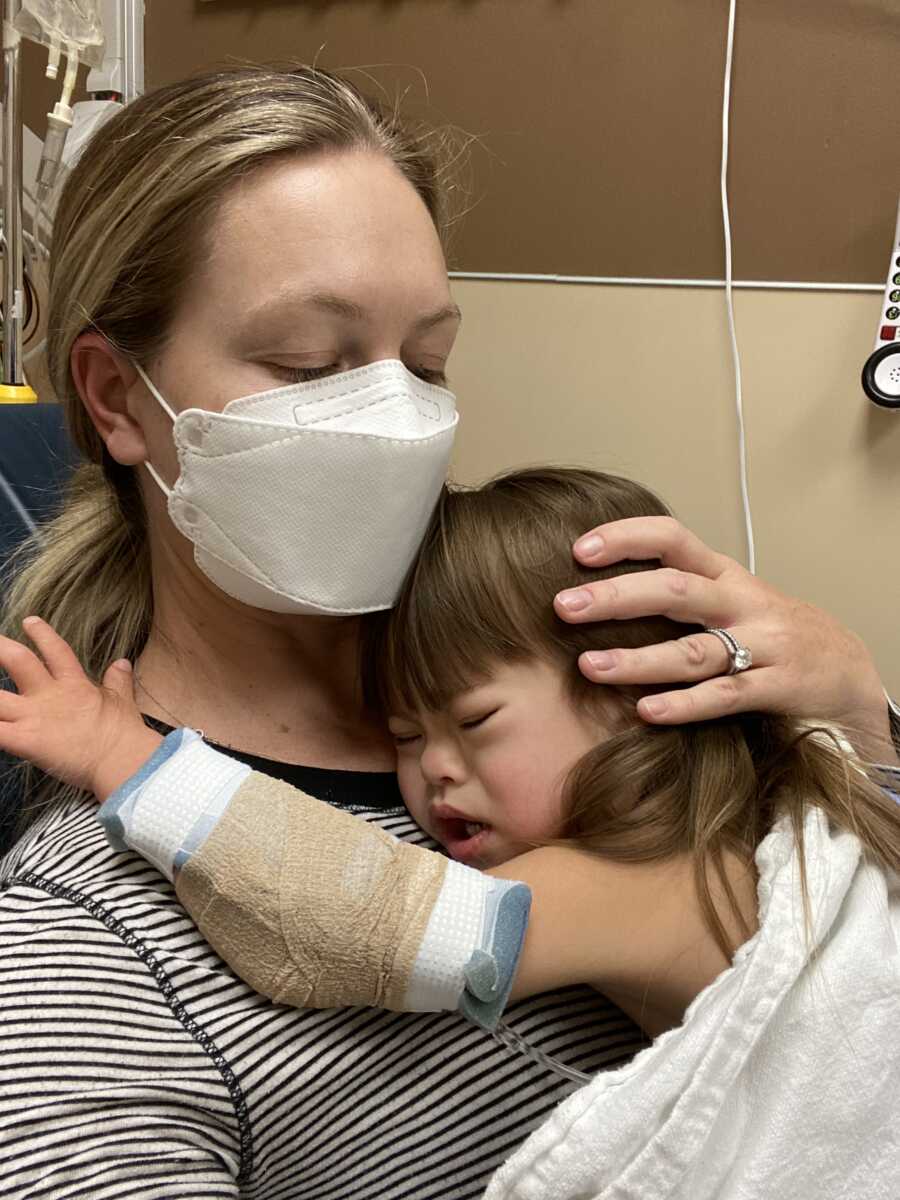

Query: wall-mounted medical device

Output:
[862, 198, 900, 410]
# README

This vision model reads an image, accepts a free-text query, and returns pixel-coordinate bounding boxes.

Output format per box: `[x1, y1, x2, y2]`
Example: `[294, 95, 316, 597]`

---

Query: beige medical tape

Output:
[175, 772, 447, 1010]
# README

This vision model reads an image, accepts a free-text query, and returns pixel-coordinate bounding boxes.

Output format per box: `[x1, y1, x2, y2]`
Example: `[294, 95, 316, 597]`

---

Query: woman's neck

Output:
[135, 553, 395, 771]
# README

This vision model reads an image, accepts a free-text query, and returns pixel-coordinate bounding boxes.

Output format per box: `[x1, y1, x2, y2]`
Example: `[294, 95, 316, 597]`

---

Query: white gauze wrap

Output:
[176, 772, 448, 1010]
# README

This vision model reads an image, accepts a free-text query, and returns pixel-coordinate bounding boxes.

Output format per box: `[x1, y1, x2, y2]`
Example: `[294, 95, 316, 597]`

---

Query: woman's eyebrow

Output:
[236, 292, 461, 336]
[413, 304, 462, 332]
[308, 296, 461, 330]
[236, 290, 363, 333]
[305, 295, 462, 330]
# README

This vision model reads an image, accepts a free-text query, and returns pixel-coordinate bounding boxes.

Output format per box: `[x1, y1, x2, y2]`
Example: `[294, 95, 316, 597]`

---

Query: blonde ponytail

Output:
[3, 462, 151, 674]
[1, 460, 152, 836]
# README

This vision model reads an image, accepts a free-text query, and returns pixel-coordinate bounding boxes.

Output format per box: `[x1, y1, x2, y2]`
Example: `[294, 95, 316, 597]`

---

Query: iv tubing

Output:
[61, 42, 78, 107]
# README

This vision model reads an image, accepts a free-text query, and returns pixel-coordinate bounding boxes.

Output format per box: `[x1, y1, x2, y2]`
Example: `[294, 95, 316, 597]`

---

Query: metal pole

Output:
[2, 0, 24, 386]
[121, 0, 144, 103]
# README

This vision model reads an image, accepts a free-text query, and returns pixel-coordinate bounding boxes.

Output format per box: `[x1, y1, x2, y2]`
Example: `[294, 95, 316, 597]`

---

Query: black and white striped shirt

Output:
[0, 759, 646, 1199]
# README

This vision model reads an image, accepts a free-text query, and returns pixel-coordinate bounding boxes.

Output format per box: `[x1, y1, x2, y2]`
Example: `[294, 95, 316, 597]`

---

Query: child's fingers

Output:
[21, 616, 86, 681]
[0, 635, 51, 693]
[101, 659, 136, 703]
[0, 689, 24, 721]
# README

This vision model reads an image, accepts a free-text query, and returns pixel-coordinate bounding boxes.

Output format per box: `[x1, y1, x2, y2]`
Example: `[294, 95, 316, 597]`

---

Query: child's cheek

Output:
[486, 751, 563, 843]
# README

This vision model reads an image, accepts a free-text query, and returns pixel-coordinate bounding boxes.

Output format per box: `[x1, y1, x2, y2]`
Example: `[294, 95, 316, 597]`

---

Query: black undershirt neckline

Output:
[141, 715, 405, 811]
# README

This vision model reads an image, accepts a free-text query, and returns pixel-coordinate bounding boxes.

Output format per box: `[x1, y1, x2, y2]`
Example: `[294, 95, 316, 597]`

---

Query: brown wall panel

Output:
[64, 0, 900, 282]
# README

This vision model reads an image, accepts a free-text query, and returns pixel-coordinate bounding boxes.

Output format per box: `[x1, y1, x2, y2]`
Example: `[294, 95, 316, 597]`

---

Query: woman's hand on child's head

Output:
[0, 617, 163, 799]
[556, 517, 891, 760]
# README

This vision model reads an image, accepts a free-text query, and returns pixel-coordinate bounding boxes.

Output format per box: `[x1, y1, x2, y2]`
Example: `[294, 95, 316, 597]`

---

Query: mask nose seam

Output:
[293, 390, 441, 429]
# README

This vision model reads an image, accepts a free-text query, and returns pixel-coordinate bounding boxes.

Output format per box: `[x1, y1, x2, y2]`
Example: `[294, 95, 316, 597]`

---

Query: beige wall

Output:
[448, 282, 900, 695]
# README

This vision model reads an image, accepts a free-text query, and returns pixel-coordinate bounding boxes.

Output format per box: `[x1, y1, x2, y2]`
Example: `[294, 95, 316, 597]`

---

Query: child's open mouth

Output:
[433, 814, 492, 864]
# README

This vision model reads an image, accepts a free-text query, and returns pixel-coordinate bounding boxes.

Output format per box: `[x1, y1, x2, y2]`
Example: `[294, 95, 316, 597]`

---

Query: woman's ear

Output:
[70, 332, 148, 466]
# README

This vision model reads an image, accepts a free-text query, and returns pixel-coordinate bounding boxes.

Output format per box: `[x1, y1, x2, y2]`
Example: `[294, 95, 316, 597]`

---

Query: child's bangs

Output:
[369, 490, 545, 715]
[380, 546, 538, 716]
[362, 468, 675, 718]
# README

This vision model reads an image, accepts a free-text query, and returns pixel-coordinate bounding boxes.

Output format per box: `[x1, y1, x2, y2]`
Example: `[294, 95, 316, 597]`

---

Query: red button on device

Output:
[880, 325, 899, 341]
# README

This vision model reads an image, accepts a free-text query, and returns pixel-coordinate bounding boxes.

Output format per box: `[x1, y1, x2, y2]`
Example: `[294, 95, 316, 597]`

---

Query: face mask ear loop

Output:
[133, 361, 179, 423]
[143, 460, 172, 498]
[132, 362, 178, 497]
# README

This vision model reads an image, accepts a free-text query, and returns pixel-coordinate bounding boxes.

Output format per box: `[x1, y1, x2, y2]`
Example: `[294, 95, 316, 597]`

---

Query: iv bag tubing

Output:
[2, 0, 26, 387]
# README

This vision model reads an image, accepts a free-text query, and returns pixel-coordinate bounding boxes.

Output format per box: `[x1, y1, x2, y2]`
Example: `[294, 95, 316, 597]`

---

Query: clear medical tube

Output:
[30, 38, 78, 263]
[35, 40, 78, 197]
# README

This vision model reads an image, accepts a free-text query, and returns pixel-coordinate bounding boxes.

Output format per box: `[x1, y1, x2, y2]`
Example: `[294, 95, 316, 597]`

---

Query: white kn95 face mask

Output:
[136, 359, 459, 616]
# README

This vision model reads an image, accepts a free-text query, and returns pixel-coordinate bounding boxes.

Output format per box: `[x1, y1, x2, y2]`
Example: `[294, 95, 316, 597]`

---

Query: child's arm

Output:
[0, 619, 529, 1029]
[105, 725, 751, 1037]
[489, 845, 757, 1036]
[103, 727, 530, 1025]
[0, 620, 750, 1035]
[115, 731, 744, 1036]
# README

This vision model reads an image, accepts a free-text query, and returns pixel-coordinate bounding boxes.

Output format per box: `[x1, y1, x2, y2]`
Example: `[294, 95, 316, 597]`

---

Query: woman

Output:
[0, 67, 893, 1197]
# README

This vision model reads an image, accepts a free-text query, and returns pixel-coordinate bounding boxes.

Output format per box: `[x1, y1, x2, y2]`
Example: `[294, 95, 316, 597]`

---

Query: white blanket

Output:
[487, 808, 899, 1199]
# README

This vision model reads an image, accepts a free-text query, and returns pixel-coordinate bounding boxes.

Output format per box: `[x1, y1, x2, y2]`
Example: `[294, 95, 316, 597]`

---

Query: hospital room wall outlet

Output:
[862, 199, 900, 410]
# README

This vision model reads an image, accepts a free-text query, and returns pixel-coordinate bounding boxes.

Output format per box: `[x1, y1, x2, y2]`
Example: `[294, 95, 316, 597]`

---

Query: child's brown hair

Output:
[364, 467, 899, 959]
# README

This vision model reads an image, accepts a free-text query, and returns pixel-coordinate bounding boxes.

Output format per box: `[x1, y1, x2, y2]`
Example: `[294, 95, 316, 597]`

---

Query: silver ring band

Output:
[704, 627, 753, 675]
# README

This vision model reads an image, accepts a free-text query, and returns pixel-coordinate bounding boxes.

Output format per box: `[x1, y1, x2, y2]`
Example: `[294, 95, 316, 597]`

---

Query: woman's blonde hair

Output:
[2, 65, 451, 839]
[365, 467, 900, 958]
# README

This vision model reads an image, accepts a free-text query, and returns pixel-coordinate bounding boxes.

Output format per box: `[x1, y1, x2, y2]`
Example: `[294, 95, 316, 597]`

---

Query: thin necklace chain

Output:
[133, 674, 184, 728]
[133, 674, 216, 744]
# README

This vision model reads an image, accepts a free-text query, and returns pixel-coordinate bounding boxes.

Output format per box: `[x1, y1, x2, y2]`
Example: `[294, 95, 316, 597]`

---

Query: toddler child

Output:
[1, 468, 897, 1198]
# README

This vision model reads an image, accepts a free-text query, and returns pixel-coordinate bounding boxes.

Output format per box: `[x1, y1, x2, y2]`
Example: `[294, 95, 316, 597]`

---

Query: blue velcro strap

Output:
[459, 881, 531, 1030]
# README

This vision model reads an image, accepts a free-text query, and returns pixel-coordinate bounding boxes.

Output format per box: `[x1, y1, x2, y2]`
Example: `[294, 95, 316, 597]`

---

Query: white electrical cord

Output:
[721, 0, 756, 575]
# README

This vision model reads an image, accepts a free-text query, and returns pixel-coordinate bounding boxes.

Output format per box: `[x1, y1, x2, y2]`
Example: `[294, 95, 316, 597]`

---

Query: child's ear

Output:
[70, 333, 148, 466]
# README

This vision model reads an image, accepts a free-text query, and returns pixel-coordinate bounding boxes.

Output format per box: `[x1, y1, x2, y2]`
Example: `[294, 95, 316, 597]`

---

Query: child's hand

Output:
[0, 617, 162, 800]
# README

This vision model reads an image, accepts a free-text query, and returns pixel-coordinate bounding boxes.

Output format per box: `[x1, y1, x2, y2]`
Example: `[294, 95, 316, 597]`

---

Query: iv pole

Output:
[1, 0, 36, 402]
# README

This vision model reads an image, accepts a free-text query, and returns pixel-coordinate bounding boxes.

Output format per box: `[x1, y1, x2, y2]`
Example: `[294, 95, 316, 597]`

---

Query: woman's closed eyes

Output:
[270, 362, 448, 386]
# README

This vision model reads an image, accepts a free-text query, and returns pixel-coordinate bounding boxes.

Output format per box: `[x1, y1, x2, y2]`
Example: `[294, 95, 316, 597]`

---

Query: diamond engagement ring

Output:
[704, 628, 753, 675]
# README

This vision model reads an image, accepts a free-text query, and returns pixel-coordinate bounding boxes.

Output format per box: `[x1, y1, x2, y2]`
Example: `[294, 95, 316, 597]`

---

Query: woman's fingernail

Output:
[574, 534, 605, 560]
[22, 615, 40, 626]
[113, 659, 133, 673]
[557, 588, 592, 613]
[641, 697, 668, 718]
[585, 651, 615, 672]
